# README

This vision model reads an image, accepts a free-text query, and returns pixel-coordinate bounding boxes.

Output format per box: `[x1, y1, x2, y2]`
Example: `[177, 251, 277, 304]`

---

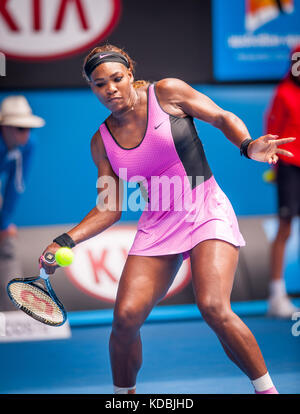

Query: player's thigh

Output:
[190, 239, 239, 306]
[114, 253, 183, 324]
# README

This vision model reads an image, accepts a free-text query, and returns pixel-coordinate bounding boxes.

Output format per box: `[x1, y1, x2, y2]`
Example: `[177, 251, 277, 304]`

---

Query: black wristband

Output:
[240, 138, 253, 159]
[53, 233, 76, 248]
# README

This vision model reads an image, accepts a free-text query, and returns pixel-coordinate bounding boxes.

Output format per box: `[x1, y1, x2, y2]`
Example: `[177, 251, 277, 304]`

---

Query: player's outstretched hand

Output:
[248, 135, 296, 164]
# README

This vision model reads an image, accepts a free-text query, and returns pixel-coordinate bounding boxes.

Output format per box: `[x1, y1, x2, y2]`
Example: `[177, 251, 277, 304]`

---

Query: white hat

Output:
[0, 96, 45, 128]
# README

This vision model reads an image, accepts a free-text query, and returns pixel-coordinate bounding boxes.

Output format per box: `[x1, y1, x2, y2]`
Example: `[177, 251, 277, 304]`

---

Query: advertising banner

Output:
[0, 311, 71, 343]
[0, 0, 213, 88]
[212, 0, 300, 81]
[0, 0, 121, 61]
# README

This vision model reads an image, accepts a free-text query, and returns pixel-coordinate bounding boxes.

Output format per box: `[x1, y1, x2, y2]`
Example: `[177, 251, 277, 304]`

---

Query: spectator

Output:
[265, 45, 300, 318]
[0, 95, 45, 310]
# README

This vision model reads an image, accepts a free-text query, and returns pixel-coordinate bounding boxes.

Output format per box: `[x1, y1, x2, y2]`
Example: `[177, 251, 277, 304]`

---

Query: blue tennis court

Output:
[1, 300, 299, 395]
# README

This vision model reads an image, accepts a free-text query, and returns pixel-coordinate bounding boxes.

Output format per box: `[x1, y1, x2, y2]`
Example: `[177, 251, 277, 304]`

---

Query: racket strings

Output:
[8, 282, 64, 325]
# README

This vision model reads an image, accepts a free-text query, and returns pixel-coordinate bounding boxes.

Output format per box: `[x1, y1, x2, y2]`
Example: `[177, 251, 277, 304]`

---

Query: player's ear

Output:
[128, 69, 134, 84]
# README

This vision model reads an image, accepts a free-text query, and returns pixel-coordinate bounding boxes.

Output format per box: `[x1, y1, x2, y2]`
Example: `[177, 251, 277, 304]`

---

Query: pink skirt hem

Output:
[129, 218, 245, 261]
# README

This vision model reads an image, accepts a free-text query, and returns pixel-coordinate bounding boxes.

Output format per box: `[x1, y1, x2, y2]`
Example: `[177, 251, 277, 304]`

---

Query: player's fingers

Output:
[263, 134, 279, 141]
[42, 264, 56, 274]
[275, 137, 296, 146]
[267, 153, 278, 164]
[39, 255, 56, 274]
[276, 148, 294, 157]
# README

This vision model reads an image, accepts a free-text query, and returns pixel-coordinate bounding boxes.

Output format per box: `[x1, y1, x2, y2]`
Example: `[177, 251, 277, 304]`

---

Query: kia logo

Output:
[0, 0, 121, 61]
[65, 226, 191, 303]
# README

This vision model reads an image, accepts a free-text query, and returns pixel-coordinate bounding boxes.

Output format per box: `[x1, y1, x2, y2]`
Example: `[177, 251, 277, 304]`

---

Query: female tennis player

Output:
[40, 44, 295, 394]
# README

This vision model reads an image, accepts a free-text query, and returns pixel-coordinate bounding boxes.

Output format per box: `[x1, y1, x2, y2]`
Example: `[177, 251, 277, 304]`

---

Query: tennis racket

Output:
[6, 252, 67, 326]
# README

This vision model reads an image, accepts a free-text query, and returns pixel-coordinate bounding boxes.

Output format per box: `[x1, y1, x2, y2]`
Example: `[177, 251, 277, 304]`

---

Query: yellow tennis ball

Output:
[55, 247, 74, 267]
[263, 169, 276, 183]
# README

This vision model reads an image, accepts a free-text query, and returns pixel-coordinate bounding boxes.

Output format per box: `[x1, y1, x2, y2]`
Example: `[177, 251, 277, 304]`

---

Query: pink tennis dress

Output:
[99, 83, 245, 260]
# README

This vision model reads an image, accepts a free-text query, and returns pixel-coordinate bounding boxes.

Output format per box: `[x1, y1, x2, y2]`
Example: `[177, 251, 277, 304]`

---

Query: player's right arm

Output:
[67, 130, 123, 244]
[40, 130, 123, 273]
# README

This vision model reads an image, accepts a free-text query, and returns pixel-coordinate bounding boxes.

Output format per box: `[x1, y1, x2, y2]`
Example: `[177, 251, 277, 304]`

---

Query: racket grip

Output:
[40, 267, 49, 280]
[39, 252, 55, 278]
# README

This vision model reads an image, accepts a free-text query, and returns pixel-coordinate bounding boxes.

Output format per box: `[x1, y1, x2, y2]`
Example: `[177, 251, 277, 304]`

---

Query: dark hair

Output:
[83, 44, 148, 89]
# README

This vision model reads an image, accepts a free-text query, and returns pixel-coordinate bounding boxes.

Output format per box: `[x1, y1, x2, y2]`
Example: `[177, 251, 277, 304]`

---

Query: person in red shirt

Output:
[265, 44, 300, 318]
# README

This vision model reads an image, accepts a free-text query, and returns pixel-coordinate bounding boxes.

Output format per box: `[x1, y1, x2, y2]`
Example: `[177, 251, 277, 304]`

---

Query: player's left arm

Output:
[156, 78, 295, 164]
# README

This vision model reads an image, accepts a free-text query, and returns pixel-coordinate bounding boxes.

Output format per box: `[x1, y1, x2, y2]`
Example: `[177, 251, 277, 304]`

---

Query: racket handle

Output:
[39, 252, 55, 279]
[40, 267, 49, 280]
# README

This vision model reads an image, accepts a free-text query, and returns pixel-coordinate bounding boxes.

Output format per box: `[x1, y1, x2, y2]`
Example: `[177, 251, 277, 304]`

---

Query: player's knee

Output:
[197, 296, 231, 328]
[112, 305, 142, 338]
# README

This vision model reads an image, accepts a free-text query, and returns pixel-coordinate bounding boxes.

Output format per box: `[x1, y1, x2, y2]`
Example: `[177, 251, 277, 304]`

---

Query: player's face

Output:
[1, 126, 30, 149]
[89, 62, 134, 112]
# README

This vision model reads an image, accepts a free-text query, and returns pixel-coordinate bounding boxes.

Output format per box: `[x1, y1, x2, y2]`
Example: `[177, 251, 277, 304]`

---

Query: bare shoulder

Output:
[156, 78, 190, 98]
[90, 129, 108, 166]
[155, 78, 192, 117]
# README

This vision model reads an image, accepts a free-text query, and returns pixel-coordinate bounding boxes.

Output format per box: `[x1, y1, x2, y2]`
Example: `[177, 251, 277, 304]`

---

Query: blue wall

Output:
[0, 84, 277, 227]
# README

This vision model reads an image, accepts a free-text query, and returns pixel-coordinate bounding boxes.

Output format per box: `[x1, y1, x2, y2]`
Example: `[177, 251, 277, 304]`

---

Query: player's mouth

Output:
[107, 97, 122, 103]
